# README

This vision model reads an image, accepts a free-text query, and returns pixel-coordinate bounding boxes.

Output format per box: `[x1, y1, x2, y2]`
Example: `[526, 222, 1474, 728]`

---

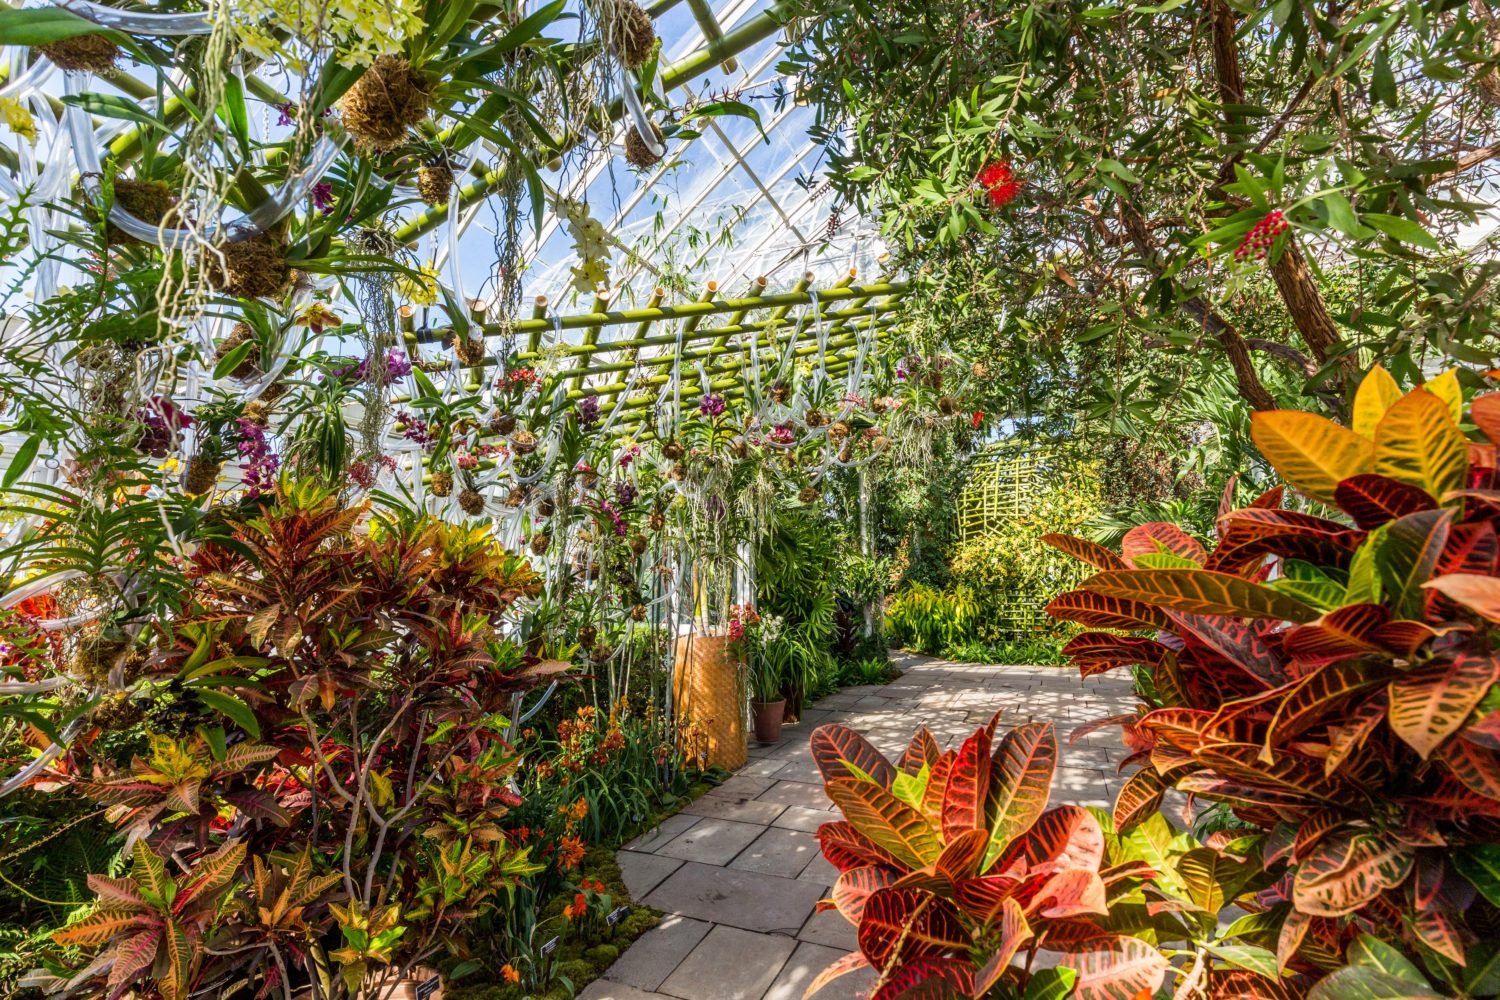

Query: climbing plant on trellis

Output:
[951, 441, 1101, 638]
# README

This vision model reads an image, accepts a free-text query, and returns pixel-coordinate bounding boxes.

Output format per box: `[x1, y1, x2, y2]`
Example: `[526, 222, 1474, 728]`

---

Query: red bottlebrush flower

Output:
[971, 410, 985, 429]
[1233, 209, 1289, 261]
[976, 160, 1021, 208]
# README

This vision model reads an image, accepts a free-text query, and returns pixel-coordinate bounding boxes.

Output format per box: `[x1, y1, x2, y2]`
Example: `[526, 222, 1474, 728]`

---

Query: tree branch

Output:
[1119, 202, 1279, 410]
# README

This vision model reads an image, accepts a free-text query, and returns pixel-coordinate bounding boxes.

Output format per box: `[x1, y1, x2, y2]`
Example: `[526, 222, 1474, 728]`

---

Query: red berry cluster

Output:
[1235, 209, 1289, 261]
[976, 160, 1022, 208]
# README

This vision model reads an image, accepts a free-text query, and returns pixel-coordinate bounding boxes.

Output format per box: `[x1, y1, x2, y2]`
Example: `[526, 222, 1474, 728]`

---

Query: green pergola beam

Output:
[482, 281, 905, 338]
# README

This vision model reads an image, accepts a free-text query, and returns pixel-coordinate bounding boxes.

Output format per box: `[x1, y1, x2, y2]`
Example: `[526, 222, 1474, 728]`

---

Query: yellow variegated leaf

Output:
[1373, 387, 1468, 500]
[1352, 365, 1402, 438]
[1250, 411, 1372, 505]
[1426, 369, 1463, 425]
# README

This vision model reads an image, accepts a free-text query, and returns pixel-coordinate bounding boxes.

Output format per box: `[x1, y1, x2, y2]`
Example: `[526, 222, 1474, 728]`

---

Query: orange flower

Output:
[564, 892, 588, 919]
[557, 834, 586, 870]
[501, 964, 520, 984]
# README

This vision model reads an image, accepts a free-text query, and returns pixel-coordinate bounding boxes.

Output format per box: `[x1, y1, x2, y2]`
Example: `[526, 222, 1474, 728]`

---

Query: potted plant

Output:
[731, 604, 786, 743]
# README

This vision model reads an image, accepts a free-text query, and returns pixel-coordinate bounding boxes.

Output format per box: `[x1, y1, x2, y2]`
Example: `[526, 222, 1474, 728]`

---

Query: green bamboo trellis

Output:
[397, 272, 910, 449]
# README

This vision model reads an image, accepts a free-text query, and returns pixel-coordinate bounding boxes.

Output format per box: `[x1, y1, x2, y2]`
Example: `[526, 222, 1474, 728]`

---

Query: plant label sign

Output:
[414, 976, 441, 1000]
[607, 905, 631, 926]
[541, 935, 560, 956]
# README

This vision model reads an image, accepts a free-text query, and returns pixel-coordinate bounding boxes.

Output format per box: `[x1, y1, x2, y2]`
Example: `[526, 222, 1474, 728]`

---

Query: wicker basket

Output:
[672, 632, 747, 771]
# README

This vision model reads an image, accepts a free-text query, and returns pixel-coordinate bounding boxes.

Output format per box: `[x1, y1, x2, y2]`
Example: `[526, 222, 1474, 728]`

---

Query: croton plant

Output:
[803, 718, 1171, 999]
[25, 481, 568, 999]
[1044, 369, 1500, 995]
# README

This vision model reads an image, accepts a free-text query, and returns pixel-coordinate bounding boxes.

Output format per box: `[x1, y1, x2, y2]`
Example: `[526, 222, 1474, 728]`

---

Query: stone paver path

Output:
[581, 653, 1135, 1000]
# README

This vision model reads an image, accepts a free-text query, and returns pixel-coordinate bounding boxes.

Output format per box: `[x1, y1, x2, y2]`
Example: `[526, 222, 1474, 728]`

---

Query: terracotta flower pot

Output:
[752, 699, 787, 744]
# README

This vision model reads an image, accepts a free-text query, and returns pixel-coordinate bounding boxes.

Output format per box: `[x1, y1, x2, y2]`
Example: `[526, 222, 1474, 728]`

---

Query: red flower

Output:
[976, 160, 1021, 208]
[1234, 209, 1289, 261]
[971, 411, 984, 429]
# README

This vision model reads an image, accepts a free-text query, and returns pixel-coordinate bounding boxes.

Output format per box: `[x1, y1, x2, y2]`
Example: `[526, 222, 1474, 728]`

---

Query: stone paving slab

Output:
[595, 654, 1133, 998]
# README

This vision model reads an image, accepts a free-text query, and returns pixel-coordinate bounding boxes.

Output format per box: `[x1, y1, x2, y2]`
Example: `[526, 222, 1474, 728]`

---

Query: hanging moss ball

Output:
[454, 334, 488, 366]
[430, 470, 454, 497]
[205, 233, 292, 300]
[184, 454, 222, 495]
[510, 429, 538, 455]
[623, 122, 664, 169]
[458, 487, 486, 515]
[38, 34, 120, 74]
[612, 0, 657, 70]
[90, 178, 179, 244]
[416, 160, 455, 207]
[799, 485, 819, 503]
[937, 396, 960, 416]
[340, 55, 432, 154]
[530, 532, 551, 555]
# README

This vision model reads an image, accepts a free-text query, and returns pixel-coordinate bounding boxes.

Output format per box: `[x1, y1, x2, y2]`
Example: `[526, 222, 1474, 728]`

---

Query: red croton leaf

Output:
[942, 727, 993, 841]
[803, 950, 870, 1000]
[1292, 829, 1414, 917]
[817, 820, 903, 872]
[1423, 573, 1500, 623]
[1121, 522, 1208, 567]
[995, 804, 1105, 877]
[831, 865, 900, 924]
[983, 722, 1058, 867]
[1437, 736, 1500, 801]
[898, 726, 943, 775]
[1205, 507, 1363, 573]
[1029, 868, 1109, 919]
[1472, 392, 1500, 444]
[1265, 659, 1392, 750]
[1112, 769, 1167, 834]
[868, 956, 976, 1000]
[1045, 590, 1172, 631]
[1333, 473, 1437, 529]
[1387, 652, 1500, 759]
[810, 724, 897, 788]
[856, 887, 968, 967]
[825, 779, 943, 869]
[1060, 633, 1172, 677]
[1041, 533, 1128, 571]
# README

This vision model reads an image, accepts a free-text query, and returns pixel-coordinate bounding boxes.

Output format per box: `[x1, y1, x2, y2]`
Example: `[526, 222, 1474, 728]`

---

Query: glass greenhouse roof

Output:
[433, 0, 891, 313]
